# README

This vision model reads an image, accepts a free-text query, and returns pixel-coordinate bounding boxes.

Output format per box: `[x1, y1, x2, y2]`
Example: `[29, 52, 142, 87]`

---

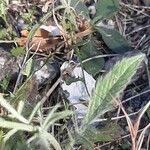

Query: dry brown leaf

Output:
[17, 27, 62, 51]
[17, 37, 62, 51]
[21, 30, 29, 37]
[17, 22, 92, 51]
[76, 28, 92, 39]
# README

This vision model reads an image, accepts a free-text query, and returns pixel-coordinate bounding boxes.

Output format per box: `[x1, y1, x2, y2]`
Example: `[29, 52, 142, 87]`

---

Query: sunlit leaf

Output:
[0, 0, 6, 16]
[22, 58, 33, 77]
[0, 94, 29, 124]
[40, 130, 62, 150]
[83, 53, 145, 125]
[11, 47, 25, 57]
[0, 28, 7, 39]
[0, 118, 35, 131]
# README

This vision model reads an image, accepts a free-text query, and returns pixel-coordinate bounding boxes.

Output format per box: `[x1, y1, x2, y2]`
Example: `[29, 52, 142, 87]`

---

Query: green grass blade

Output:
[45, 110, 73, 130]
[41, 130, 62, 150]
[3, 129, 18, 143]
[0, 118, 37, 132]
[28, 101, 41, 123]
[42, 104, 60, 128]
[0, 94, 29, 124]
[17, 101, 25, 114]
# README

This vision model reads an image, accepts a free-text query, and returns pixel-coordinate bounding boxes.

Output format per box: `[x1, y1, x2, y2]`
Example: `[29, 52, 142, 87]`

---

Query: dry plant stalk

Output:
[116, 100, 150, 150]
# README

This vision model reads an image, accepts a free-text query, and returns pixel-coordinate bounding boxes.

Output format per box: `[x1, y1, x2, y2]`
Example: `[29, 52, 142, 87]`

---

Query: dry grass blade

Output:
[134, 101, 150, 137]
[116, 100, 136, 150]
[116, 100, 150, 150]
[136, 123, 150, 150]
[135, 101, 150, 150]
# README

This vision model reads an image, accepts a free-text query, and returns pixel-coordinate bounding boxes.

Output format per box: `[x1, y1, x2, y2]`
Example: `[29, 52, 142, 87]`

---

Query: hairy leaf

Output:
[40, 131, 62, 150]
[81, 122, 121, 143]
[0, 118, 36, 131]
[44, 110, 73, 130]
[96, 27, 131, 54]
[0, 94, 29, 124]
[83, 53, 145, 125]
[74, 133, 95, 150]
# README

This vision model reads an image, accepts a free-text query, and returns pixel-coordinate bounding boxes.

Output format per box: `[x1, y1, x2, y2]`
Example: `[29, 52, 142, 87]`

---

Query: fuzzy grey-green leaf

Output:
[83, 53, 145, 125]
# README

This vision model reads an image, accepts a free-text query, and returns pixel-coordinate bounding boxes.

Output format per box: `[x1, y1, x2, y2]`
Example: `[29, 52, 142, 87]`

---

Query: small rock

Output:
[34, 59, 60, 85]
[0, 48, 19, 81]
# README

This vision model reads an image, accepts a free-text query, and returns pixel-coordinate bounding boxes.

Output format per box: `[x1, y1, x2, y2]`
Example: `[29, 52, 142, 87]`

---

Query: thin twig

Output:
[120, 2, 150, 17]
[137, 123, 150, 150]
[13, 44, 34, 93]
[147, 133, 150, 150]
[122, 89, 150, 104]
[120, 2, 150, 10]
[0, 40, 15, 43]
[126, 24, 150, 36]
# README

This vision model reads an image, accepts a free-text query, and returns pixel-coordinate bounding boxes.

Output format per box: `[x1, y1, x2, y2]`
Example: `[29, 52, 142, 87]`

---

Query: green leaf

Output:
[0, 94, 29, 124]
[11, 47, 25, 57]
[3, 129, 18, 143]
[12, 77, 34, 103]
[83, 53, 145, 125]
[0, 0, 6, 16]
[22, 58, 33, 77]
[93, 0, 119, 23]
[40, 130, 62, 150]
[77, 37, 104, 76]
[0, 118, 36, 132]
[81, 122, 121, 143]
[44, 110, 73, 130]
[28, 101, 41, 123]
[74, 133, 95, 150]
[0, 73, 11, 90]
[42, 104, 60, 128]
[5, 132, 28, 150]
[96, 27, 131, 54]
[0, 28, 7, 39]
